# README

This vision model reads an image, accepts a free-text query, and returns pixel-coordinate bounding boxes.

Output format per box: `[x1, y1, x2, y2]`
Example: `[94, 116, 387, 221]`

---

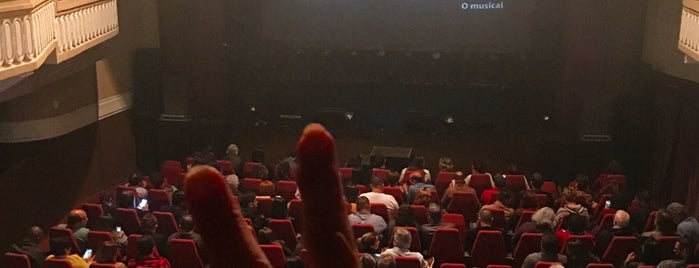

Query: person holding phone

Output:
[46, 237, 92, 268]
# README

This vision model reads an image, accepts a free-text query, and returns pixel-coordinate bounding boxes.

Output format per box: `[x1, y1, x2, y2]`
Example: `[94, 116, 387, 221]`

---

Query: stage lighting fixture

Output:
[543, 115, 550, 121]
[344, 112, 354, 120]
[445, 116, 455, 124]
[250, 106, 256, 112]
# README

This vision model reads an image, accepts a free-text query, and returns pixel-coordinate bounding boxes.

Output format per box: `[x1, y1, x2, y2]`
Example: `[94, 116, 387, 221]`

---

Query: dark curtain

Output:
[650, 72, 699, 217]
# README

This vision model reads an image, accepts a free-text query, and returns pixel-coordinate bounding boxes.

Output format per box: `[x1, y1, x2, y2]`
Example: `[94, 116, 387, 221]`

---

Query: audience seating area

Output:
[5, 153, 699, 268]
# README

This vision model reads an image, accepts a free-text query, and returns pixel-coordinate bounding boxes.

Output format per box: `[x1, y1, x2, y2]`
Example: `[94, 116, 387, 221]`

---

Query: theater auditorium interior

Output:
[1, 0, 699, 267]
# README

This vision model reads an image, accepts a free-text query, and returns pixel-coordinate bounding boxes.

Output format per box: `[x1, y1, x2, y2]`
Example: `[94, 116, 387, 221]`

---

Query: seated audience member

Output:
[117, 190, 148, 218]
[594, 210, 636, 257]
[8, 226, 47, 268]
[357, 232, 381, 255]
[251, 147, 274, 177]
[274, 150, 296, 181]
[148, 171, 177, 195]
[522, 233, 567, 268]
[99, 191, 117, 217]
[565, 239, 598, 268]
[529, 172, 555, 207]
[628, 190, 653, 233]
[512, 207, 555, 246]
[463, 160, 494, 187]
[239, 193, 265, 231]
[438, 157, 454, 172]
[139, 213, 167, 257]
[257, 179, 275, 197]
[657, 241, 692, 268]
[343, 177, 360, 204]
[225, 172, 241, 196]
[386, 171, 401, 187]
[642, 209, 678, 239]
[127, 235, 171, 268]
[556, 213, 590, 248]
[419, 203, 454, 250]
[383, 228, 428, 268]
[553, 190, 590, 228]
[46, 237, 92, 268]
[359, 177, 400, 220]
[160, 190, 186, 223]
[93, 215, 127, 247]
[268, 196, 288, 220]
[93, 241, 126, 268]
[464, 209, 507, 252]
[349, 196, 388, 235]
[481, 173, 506, 205]
[68, 209, 90, 250]
[394, 204, 419, 228]
[257, 227, 295, 258]
[399, 156, 432, 185]
[126, 172, 149, 199]
[666, 202, 699, 247]
[624, 237, 663, 267]
[224, 143, 244, 177]
[480, 189, 515, 223]
[441, 171, 480, 208]
[406, 171, 435, 204]
[570, 174, 595, 210]
[167, 215, 205, 262]
[377, 253, 397, 268]
[359, 253, 377, 268]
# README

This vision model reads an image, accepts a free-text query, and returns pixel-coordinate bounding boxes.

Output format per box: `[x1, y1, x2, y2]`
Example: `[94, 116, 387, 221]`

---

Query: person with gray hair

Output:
[224, 143, 244, 177]
[594, 210, 637, 257]
[666, 202, 699, 247]
[382, 227, 428, 268]
[512, 207, 555, 246]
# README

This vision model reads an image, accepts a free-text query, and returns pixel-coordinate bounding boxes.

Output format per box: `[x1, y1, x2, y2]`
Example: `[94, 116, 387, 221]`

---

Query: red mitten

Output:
[296, 124, 358, 267]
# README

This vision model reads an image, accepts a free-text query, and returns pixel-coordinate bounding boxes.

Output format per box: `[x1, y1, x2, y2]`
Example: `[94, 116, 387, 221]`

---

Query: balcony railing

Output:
[0, 0, 117, 79]
[680, 0, 699, 62]
[0, 0, 56, 80]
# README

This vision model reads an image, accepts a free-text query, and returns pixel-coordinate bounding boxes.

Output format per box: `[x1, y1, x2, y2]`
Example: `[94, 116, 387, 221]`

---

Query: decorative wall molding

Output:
[680, 0, 699, 62]
[0, 90, 131, 143]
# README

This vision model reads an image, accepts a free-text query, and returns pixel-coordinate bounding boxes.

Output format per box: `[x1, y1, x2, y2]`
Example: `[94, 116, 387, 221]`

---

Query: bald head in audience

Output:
[613, 210, 630, 228]
[479, 209, 493, 227]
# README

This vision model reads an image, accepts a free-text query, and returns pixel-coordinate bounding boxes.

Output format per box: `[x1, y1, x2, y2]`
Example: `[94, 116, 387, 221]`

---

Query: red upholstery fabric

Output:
[394, 256, 421, 268]
[339, 167, 354, 181]
[643, 210, 657, 232]
[242, 178, 263, 194]
[148, 189, 171, 212]
[471, 230, 507, 268]
[560, 234, 594, 254]
[516, 210, 535, 230]
[535, 261, 561, 268]
[268, 219, 298, 249]
[45, 258, 72, 268]
[601, 236, 639, 264]
[468, 174, 493, 197]
[512, 233, 543, 268]
[541, 181, 558, 199]
[82, 203, 104, 229]
[446, 192, 480, 224]
[369, 203, 390, 223]
[153, 211, 179, 237]
[4, 252, 30, 268]
[593, 213, 615, 238]
[49, 227, 81, 254]
[383, 187, 404, 205]
[656, 236, 680, 260]
[243, 162, 262, 178]
[434, 172, 456, 199]
[411, 205, 429, 225]
[429, 228, 463, 268]
[217, 160, 234, 175]
[161, 160, 184, 188]
[505, 174, 528, 193]
[277, 180, 298, 201]
[357, 184, 367, 194]
[372, 168, 390, 184]
[260, 244, 286, 268]
[114, 208, 141, 236]
[87, 231, 114, 251]
[441, 264, 468, 268]
[351, 224, 375, 239]
[441, 213, 467, 239]
[168, 238, 204, 268]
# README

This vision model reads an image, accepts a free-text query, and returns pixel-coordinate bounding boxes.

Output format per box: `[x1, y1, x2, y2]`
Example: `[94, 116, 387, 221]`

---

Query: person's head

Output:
[531, 172, 544, 189]
[270, 196, 288, 219]
[239, 193, 257, 209]
[409, 171, 424, 183]
[179, 214, 195, 232]
[575, 174, 590, 192]
[635, 190, 651, 206]
[451, 171, 465, 184]
[359, 253, 377, 268]
[471, 161, 485, 173]
[258, 180, 275, 196]
[387, 171, 400, 186]
[149, 171, 164, 189]
[496, 189, 512, 205]
[94, 215, 117, 232]
[49, 237, 71, 256]
[252, 165, 269, 180]
[564, 189, 579, 204]
[565, 213, 587, 234]
[377, 254, 396, 268]
[172, 190, 185, 207]
[428, 203, 444, 224]
[99, 191, 113, 206]
[370, 177, 384, 192]
[541, 233, 560, 256]
[226, 144, 239, 156]
[117, 190, 135, 208]
[140, 213, 158, 234]
[136, 235, 156, 257]
[356, 196, 371, 212]
[26, 226, 44, 243]
[95, 241, 119, 263]
[566, 239, 592, 261]
[666, 202, 688, 224]
[613, 210, 631, 228]
[493, 174, 506, 189]
[639, 238, 662, 265]
[392, 227, 412, 249]
[68, 209, 88, 229]
[655, 210, 678, 236]
[395, 204, 416, 226]
[357, 232, 380, 253]
[275, 161, 292, 180]
[505, 164, 519, 175]
[257, 227, 277, 244]
[438, 157, 454, 171]
[672, 241, 689, 260]
[128, 172, 147, 188]
[531, 207, 555, 230]
[479, 209, 494, 226]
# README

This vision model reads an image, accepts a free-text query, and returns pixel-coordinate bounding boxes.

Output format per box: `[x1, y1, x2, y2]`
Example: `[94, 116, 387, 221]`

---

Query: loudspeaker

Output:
[161, 73, 189, 120]
[370, 146, 413, 171]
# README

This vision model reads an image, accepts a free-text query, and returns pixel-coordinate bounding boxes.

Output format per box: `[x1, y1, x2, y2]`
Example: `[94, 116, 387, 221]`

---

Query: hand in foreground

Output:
[184, 123, 358, 267]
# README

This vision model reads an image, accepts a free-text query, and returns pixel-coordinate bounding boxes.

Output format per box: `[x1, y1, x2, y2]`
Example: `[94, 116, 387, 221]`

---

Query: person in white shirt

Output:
[359, 177, 399, 220]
